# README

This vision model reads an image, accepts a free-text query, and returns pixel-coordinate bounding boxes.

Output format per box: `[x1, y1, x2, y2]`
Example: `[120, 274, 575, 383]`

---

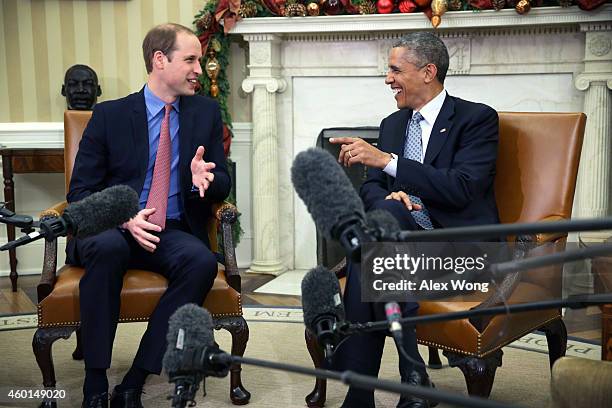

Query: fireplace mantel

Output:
[231, 6, 612, 274]
[231, 6, 612, 35]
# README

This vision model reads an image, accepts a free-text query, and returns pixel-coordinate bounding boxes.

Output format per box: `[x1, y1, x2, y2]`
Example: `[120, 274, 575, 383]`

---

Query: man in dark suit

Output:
[330, 32, 499, 408]
[67, 23, 230, 408]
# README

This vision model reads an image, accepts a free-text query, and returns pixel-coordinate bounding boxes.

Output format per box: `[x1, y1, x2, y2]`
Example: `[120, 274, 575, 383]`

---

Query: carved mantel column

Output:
[242, 34, 287, 275]
[574, 25, 612, 242]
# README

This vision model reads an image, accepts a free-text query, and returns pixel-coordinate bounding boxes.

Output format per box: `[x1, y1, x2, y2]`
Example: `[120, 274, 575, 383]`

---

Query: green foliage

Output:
[194, 4, 242, 246]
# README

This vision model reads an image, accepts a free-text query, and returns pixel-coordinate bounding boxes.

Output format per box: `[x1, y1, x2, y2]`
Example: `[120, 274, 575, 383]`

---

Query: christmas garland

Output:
[237, 0, 607, 27]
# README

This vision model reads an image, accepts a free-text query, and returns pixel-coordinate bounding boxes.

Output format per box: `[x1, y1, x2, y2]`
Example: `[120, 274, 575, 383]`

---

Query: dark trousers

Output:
[66, 221, 217, 374]
[334, 199, 426, 408]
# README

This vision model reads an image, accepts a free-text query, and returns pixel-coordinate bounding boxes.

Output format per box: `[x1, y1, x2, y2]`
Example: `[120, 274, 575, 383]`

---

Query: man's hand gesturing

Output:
[329, 137, 392, 169]
[191, 145, 216, 198]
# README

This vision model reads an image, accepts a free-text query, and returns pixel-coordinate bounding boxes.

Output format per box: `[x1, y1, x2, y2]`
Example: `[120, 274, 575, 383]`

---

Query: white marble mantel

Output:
[231, 6, 612, 272]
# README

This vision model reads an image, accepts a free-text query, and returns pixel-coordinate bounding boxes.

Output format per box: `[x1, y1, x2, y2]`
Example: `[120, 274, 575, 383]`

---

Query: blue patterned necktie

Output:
[403, 112, 434, 230]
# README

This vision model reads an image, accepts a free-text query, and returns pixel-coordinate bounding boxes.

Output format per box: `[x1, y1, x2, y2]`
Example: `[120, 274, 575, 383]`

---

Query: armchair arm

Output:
[534, 215, 568, 244]
[212, 202, 241, 293]
[37, 201, 67, 302]
[39, 201, 68, 219]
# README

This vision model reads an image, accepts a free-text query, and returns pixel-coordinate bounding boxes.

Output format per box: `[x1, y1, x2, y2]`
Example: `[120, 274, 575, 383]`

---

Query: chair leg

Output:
[541, 318, 567, 369]
[444, 350, 503, 398]
[305, 329, 326, 408]
[32, 327, 76, 408]
[216, 316, 251, 405]
[427, 346, 443, 369]
[72, 326, 84, 360]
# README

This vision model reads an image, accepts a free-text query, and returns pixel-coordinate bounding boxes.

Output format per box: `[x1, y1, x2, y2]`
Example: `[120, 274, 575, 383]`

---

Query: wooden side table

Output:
[0, 147, 64, 292]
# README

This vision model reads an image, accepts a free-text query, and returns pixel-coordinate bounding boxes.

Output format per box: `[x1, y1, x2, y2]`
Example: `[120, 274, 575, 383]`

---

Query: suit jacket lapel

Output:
[424, 94, 455, 165]
[391, 109, 412, 155]
[178, 97, 195, 176]
[131, 89, 149, 177]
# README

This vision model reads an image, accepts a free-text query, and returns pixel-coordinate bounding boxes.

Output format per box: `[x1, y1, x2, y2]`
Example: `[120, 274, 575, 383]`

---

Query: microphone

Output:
[365, 209, 401, 239]
[301, 266, 346, 363]
[0, 185, 140, 251]
[292, 148, 371, 260]
[163, 304, 231, 407]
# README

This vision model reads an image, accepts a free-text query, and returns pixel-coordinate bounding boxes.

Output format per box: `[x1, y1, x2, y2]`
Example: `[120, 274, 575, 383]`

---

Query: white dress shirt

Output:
[383, 89, 447, 177]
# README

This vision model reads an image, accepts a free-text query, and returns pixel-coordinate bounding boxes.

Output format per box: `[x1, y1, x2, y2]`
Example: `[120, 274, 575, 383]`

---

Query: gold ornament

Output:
[515, 0, 530, 13]
[431, 0, 448, 29]
[358, 1, 377, 14]
[307, 2, 320, 15]
[210, 38, 222, 53]
[284, 0, 307, 16]
[205, 48, 220, 98]
[238, 2, 258, 18]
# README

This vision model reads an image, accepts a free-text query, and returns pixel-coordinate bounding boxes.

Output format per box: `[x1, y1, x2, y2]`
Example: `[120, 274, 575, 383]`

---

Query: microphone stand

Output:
[167, 374, 202, 408]
[339, 293, 612, 335]
[388, 217, 612, 242]
[209, 353, 516, 408]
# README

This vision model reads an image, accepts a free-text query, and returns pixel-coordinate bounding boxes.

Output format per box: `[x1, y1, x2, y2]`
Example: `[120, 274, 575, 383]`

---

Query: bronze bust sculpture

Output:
[61, 64, 102, 110]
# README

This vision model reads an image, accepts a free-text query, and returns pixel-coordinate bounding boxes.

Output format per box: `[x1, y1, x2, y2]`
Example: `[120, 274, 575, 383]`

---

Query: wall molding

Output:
[0, 122, 64, 148]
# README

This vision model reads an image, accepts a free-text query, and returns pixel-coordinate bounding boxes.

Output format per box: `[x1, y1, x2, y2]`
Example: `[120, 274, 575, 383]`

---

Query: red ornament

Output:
[414, 0, 432, 7]
[399, 0, 418, 12]
[576, 0, 606, 10]
[377, 0, 395, 13]
[469, 0, 494, 8]
[320, 0, 343, 14]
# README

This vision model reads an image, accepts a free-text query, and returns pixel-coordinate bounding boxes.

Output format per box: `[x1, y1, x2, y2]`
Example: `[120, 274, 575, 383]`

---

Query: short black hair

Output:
[393, 32, 450, 84]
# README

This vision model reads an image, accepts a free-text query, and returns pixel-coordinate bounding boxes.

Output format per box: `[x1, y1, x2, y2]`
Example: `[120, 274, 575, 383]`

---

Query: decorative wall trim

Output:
[0, 122, 63, 148]
[232, 122, 253, 144]
[231, 6, 612, 36]
[282, 26, 582, 42]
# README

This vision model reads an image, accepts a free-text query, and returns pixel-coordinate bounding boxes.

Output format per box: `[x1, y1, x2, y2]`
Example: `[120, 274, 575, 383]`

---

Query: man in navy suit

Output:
[330, 32, 499, 408]
[67, 23, 230, 408]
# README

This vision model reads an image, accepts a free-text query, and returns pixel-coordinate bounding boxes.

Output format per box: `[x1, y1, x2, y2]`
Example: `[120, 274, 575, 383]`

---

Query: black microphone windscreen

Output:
[163, 304, 215, 376]
[301, 266, 345, 331]
[291, 148, 365, 239]
[65, 185, 140, 238]
[366, 209, 401, 236]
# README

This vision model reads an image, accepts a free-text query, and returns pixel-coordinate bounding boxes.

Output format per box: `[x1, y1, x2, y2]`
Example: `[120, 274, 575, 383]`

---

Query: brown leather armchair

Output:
[32, 110, 250, 405]
[305, 112, 586, 406]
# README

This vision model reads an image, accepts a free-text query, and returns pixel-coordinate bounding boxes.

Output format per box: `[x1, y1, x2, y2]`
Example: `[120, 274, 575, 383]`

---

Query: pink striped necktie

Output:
[146, 104, 172, 230]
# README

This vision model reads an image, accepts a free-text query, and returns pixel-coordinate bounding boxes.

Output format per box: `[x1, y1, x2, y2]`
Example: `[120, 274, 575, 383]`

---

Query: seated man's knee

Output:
[370, 198, 407, 213]
[80, 230, 130, 264]
[182, 246, 217, 288]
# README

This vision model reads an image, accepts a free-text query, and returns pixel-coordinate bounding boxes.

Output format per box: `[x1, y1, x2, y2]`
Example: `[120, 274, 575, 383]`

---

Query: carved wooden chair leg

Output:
[32, 327, 76, 408]
[305, 329, 327, 408]
[72, 326, 84, 360]
[443, 350, 503, 398]
[427, 346, 443, 369]
[541, 318, 567, 369]
[224, 316, 251, 405]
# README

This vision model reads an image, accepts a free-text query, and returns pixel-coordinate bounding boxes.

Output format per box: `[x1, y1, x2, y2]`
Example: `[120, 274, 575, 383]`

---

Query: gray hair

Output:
[392, 33, 449, 84]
